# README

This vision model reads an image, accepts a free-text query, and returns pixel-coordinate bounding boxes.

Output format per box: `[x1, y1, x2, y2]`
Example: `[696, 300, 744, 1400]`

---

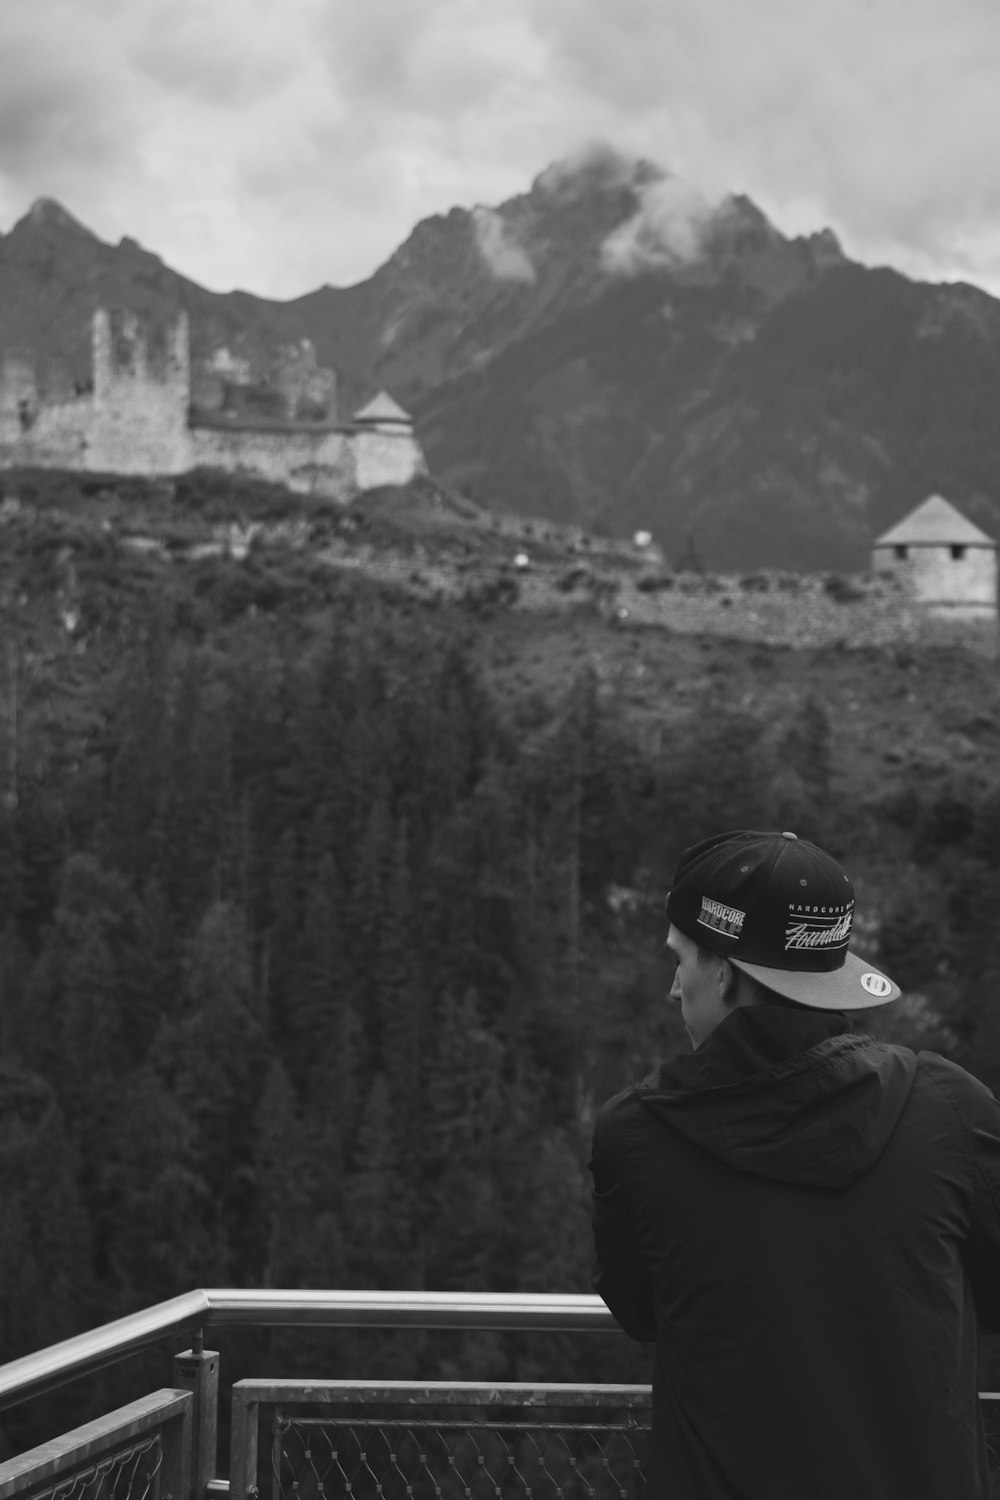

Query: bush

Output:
[173, 468, 308, 523]
[823, 573, 867, 603]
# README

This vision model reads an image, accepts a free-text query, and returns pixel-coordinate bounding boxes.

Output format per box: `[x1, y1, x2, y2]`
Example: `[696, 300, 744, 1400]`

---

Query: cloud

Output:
[0, 1, 140, 181]
[534, 140, 643, 200]
[122, 1, 307, 105]
[601, 175, 720, 273]
[317, 0, 549, 117]
[471, 207, 535, 282]
[3, 0, 1000, 299]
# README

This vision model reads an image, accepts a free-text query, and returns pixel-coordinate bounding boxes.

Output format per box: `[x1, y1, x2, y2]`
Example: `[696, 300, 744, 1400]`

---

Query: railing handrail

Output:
[0, 1290, 616, 1414]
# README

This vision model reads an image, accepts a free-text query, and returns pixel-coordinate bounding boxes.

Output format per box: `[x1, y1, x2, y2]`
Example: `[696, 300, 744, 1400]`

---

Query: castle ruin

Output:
[0, 309, 425, 499]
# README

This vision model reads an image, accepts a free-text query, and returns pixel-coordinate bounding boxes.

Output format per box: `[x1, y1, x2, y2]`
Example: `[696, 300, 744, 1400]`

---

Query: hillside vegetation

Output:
[2, 470, 1000, 1451]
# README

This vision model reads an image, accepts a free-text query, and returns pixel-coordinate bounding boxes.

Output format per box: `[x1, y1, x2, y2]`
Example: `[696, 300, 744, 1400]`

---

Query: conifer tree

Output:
[0, 1063, 94, 1357]
[158, 656, 235, 925]
[253, 1059, 318, 1287]
[377, 826, 421, 1151]
[153, 901, 267, 1282]
[264, 827, 304, 1037]
[119, 881, 182, 1067]
[343, 1073, 414, 1288]
[102, 607, 171, 886]
[512, 1129, 593, 1295]
[345, 790, 394, 1017]
[286, 853, 354, 1122]
[419, 986, 503, 1290]
[100, 1066, 211, 1305]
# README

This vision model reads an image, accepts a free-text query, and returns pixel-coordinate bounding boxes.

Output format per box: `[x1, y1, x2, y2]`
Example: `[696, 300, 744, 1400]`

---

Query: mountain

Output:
[4, 152, 1000, 570]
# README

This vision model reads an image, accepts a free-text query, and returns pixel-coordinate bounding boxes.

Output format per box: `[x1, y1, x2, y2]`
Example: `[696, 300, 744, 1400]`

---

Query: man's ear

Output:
[719, 958, 738, 1000]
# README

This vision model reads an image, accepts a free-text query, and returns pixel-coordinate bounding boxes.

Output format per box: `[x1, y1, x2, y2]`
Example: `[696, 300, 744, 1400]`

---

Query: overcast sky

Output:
[2, 0, 999, 301]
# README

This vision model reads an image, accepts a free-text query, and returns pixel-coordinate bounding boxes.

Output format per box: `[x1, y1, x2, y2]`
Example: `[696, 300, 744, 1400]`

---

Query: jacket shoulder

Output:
[914, 1049, 998, 1111]
[594, 1071, 660, 1145]
[596, 1081, 640, 1125]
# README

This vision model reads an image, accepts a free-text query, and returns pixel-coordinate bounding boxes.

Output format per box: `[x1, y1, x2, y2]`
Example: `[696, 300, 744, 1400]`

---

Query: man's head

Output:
[664, 829, 899, 1047]
[665, 923, 763, 1048]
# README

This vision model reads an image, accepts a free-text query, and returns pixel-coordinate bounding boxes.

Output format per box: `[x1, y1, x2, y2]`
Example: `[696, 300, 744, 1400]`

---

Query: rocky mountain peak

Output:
[1, 197, 104, 282]
[802, 226, 847, 270]
[16, 198, 100, 241]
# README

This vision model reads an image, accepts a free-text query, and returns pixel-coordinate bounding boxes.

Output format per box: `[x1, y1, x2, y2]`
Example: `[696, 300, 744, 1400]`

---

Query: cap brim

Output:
[729, 949, 900, 1009]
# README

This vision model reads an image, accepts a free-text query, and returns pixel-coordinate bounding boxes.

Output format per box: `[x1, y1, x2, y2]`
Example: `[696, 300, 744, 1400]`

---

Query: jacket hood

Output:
[638, 1004, 917, 1190]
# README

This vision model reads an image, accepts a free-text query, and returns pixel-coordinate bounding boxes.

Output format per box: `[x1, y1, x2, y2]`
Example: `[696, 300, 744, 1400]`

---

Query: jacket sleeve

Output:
[952, 1067, 1000, 1332]
[589, 1097, 657, 1342]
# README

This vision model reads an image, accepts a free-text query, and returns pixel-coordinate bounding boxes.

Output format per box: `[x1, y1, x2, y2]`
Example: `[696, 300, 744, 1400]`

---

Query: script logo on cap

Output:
[698, 897, 746, 938]
[785, 902, 853, 952]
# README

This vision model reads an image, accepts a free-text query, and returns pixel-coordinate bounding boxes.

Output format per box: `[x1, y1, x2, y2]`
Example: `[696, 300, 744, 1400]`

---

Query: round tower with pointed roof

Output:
[350, 390, 425, 490]
[872, 494, 998, 620]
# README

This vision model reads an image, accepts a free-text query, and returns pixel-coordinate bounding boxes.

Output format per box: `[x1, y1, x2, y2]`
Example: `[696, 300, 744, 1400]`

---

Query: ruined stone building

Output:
[872, 494, 998, 620]
[0, 309, 425, 498]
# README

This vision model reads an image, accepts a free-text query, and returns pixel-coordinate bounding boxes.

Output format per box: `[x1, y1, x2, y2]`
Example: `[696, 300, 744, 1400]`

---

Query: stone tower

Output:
[872, 494, 998, 620]
[88, 309, 192, 473]
[351, 391, 425, 491]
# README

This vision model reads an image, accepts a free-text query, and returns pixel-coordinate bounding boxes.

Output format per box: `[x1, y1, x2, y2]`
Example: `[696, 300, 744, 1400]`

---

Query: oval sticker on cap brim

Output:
[861, 972, 893, 998]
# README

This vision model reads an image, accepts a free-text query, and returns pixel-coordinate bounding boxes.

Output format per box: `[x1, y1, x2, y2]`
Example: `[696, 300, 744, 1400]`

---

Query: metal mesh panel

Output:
[981, 1397, 1000, 1498]
[272, 1413, 647, 1500]
[22, 1435, 162, 1500]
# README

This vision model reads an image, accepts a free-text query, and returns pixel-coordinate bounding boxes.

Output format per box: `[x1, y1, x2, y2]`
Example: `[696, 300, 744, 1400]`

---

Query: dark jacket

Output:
[590, 1004, 1000, 1499]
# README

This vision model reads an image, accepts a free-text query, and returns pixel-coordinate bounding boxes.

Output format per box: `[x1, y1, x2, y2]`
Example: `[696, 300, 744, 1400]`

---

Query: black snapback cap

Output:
[665, 829, 899, 1010]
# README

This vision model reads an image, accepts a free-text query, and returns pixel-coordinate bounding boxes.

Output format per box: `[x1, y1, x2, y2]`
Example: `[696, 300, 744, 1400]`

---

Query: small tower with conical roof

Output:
[350, 391, 425, 490]
[872, 495, 998, 619]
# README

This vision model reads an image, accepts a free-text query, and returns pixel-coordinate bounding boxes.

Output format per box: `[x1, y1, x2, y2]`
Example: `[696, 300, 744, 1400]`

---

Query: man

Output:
[590, 829, 1000, 1499]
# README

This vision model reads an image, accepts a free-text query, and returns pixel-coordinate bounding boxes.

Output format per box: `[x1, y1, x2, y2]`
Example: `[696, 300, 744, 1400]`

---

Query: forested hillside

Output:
[3, 471, 1000, 1453]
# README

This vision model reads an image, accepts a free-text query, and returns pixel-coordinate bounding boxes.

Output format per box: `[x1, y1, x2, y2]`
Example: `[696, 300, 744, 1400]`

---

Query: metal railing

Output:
[0, 1390, 192, 1500]
[0, 1294, 622, 1500]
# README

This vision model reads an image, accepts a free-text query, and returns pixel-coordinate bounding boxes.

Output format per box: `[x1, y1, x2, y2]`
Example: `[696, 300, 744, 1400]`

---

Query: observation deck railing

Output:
[0, 1290, 998, 1500]
[0, 1292, 648, 1500]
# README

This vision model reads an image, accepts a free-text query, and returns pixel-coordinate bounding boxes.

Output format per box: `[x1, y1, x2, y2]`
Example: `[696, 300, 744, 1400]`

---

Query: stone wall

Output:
[190, 424, 354, 499]
[0, 388, 95, 468]
[509, 565, 1000, 655]
[26, 396, 94, 467]
[0, 354, 38, 445]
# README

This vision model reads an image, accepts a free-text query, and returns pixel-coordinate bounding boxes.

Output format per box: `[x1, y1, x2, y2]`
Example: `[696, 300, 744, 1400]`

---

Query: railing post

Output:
[174, 1343, 220, 1500]
[228, 1385, 258, 1500]
[160, 1393, 194, 1500]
